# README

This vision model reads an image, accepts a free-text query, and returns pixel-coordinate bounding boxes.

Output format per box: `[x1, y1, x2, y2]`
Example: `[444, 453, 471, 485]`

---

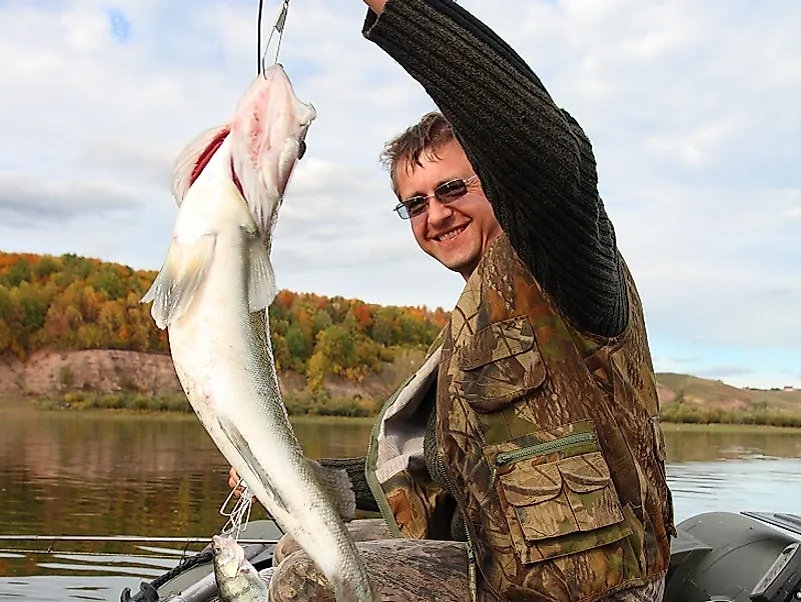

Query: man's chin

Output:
[436, 254, 477, 279]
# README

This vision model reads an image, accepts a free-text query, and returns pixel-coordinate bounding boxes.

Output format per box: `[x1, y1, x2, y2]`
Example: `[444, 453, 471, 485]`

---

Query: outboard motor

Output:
[665, 512, 801, 602]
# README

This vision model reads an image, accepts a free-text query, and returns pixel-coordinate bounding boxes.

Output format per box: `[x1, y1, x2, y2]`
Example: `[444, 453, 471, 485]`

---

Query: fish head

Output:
[211, 534, 246, 581]
[229, 63, 316, 244]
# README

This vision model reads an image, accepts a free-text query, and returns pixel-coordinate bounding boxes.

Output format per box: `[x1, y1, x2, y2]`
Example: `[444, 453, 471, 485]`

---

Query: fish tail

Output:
[141, 234, 217, 329]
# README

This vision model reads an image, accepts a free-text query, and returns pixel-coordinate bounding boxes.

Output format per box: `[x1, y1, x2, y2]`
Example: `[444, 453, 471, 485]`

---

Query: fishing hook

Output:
[258, 0, 291, 74]
[219, 477, 253, 539]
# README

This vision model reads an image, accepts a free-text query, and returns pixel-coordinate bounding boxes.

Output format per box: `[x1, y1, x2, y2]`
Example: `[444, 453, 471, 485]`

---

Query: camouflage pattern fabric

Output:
[364, 235, 672, 601]
[268, 538, 482, 602]
[601, 576, 665, 602]
[272, 518, 392, 565]
[430, 234, 673, 601]
[268, 520, 665, 602]
[269, 520, 481, 601]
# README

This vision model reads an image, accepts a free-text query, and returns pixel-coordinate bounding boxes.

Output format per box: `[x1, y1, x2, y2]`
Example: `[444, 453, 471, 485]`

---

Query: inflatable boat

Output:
[120, 511, 801, 602]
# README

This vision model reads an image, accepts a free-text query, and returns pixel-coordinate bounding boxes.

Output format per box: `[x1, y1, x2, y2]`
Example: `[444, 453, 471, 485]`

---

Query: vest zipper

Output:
[489, 432, 596, 487]
[466, 532, 477, 602]
[438, 437, 479, 602]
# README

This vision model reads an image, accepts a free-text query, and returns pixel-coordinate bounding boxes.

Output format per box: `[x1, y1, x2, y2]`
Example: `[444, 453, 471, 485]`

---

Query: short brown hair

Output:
[380, 112, 455, 196]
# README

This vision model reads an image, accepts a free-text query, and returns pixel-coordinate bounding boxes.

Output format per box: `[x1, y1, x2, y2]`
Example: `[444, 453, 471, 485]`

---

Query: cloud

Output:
[0, 171, 142, 227]
[0, 0, 799, 387]
[694, 366, 756, 379]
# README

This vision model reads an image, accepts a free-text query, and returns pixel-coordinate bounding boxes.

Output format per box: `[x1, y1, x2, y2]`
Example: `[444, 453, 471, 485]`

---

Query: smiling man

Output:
[264, 0, 676, 600]
[388, 118, 502, 280]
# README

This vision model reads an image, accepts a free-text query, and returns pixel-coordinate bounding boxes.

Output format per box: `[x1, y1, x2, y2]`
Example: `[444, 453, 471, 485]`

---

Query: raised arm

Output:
[362, 0, 628, 337]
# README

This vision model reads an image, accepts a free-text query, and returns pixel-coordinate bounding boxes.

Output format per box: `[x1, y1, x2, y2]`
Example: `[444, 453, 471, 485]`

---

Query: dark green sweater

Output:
[364, 0, 628, 338]
[326, 0, 632, 516]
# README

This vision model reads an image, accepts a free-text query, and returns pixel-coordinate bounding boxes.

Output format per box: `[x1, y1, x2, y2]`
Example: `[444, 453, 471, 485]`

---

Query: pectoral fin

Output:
[141, 234, 216, 329]
[246, 233, 276, 312]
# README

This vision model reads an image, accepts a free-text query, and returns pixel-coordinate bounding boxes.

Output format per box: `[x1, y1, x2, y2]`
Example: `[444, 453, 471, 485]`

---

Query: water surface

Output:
[1, 405, 800, 601]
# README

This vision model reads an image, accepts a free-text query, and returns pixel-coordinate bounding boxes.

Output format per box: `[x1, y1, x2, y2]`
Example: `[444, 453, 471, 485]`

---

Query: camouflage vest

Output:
[366, 235, 674, 602]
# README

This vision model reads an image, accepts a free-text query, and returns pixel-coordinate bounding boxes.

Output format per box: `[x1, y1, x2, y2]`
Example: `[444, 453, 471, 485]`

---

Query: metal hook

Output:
[219, 478, 254, 539]
[259, 0, 291, 74]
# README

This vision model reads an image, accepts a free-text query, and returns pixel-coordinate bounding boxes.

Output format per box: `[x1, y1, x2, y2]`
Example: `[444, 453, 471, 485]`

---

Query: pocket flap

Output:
[458, 316, 535, 371]
[499, 462, 562, 506]
[558, 452, 612, 494]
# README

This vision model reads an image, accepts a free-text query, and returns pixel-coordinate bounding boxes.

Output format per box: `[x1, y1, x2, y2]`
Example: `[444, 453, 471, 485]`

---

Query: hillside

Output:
[2, 250, 800, 423]
[656, 372, 801, 412]
[0, 251, 446, 397]
[2, 347, 800, 417]
[0, 347, 426, 399]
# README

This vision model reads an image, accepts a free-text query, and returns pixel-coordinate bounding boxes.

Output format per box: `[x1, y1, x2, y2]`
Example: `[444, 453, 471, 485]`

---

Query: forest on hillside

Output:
[0, 252, 448, 390]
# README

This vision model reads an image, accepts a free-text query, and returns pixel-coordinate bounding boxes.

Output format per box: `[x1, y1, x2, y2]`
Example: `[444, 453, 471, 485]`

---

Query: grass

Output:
[17, 378, 801, 428]
[32, 391, 193, 413]
[25, 389, 384, 417]
[660, 421, 801, 434]
[659, 403, 801, 427]
[283, 390, 382, 417]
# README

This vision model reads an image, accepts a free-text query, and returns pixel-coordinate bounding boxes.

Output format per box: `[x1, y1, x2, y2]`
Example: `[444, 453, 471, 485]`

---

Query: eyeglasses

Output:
[393, 175, 479, 220]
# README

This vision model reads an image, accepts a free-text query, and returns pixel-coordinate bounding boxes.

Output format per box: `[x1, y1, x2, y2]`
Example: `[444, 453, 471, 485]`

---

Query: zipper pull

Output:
[489, 451, 511, 489]
[466, 536, 478, 602]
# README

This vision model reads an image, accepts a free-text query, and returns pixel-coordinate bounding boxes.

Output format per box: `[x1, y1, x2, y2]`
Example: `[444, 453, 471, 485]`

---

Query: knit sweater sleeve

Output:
[363, 0, 628, 337]
[319, 457, 380, 513]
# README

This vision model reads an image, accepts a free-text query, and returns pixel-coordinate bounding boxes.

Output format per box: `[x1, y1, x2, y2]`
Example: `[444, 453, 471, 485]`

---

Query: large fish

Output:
[143, 65, 378, 602]
[212, 534, 270, 602]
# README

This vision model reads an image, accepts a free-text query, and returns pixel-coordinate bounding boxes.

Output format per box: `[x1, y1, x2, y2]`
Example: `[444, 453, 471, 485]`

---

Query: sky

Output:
[0, 0, 798, 389]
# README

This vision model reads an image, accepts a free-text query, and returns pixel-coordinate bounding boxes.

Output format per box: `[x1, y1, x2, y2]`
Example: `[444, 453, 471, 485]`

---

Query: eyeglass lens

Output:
[401, 179, 470, 218]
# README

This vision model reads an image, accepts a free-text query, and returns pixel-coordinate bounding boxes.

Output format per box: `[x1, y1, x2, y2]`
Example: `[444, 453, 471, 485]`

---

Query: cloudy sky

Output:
[1, 0, 799, 389]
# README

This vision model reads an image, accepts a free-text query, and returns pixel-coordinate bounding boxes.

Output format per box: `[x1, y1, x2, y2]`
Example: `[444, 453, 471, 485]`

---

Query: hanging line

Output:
[258, 0, 291, 74]
[219, 477, 253, 539]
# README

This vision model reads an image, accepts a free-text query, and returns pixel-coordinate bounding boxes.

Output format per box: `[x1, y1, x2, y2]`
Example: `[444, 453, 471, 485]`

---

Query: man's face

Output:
[395, 139, 502, 280]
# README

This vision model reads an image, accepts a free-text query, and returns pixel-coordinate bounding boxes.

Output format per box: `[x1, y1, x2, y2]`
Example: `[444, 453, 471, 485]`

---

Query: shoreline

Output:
[3, 393, 801, 431]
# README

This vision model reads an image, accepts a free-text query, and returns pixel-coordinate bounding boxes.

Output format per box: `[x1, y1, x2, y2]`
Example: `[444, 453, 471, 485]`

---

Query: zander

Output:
[143, 65, 378, 602]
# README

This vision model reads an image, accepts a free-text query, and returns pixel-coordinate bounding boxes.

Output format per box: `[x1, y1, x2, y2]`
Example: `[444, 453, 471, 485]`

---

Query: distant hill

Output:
[2, 250, 800, 424]
[0, 250, 447, 394]
[656, 372, 801, 410]
[655, 372, 801, 426]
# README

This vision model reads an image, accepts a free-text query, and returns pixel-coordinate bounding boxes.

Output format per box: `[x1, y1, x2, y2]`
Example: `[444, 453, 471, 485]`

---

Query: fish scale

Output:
[143, 65, 379, 602]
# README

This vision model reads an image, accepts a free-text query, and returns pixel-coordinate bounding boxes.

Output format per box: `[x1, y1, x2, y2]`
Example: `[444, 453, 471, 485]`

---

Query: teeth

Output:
[437, 226, 464, 242]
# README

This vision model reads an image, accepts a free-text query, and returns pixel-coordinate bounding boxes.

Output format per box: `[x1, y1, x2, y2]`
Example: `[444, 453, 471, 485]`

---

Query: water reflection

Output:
[0, 409, 374, 544]
[664, 425, 801, 463]
[1, 406, 801, 601]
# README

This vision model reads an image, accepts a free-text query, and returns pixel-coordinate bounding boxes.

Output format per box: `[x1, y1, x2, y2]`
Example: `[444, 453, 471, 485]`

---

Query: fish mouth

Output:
[184, 127, 247, 200]
[190, 128, 231, 188]
[230, 158, 245, 199]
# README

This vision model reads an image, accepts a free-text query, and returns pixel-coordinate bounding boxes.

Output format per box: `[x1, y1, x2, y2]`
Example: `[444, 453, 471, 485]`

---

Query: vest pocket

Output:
[454, 316, 546, 413]
[490, 433, 630, 565]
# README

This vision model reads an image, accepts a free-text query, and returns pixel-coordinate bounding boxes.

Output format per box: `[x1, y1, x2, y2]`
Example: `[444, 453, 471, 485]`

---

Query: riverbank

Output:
[3, 348, 800, 425]
[13, 389, 384, 418]
[8, 390, 801, 428]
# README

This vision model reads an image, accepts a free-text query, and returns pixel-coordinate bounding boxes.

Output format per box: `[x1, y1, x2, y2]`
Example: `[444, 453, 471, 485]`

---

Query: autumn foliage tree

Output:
[0, 252, 448, 385]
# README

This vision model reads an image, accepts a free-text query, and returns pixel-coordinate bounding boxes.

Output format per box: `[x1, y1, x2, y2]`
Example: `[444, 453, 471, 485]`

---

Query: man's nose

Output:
[426, 197, 453, 224]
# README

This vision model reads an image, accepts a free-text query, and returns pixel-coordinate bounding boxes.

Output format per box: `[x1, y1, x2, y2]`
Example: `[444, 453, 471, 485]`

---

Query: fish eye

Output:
[297, 140, 307, 160]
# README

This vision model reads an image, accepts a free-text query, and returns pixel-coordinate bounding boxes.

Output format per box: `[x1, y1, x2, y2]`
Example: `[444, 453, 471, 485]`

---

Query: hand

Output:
[227, 466, 253, 500]
[364, 0, 386, 15]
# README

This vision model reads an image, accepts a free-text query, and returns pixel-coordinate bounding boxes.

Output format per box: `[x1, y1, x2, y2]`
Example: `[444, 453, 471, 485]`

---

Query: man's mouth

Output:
[433, 225, 466, 242]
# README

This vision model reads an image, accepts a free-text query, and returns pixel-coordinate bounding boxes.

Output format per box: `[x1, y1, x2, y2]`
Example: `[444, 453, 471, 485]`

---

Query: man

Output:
[243, 0, 675, 600]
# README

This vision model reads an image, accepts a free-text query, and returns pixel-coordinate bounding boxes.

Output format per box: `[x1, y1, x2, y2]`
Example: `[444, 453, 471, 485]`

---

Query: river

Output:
[1, 404, 800, 601]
